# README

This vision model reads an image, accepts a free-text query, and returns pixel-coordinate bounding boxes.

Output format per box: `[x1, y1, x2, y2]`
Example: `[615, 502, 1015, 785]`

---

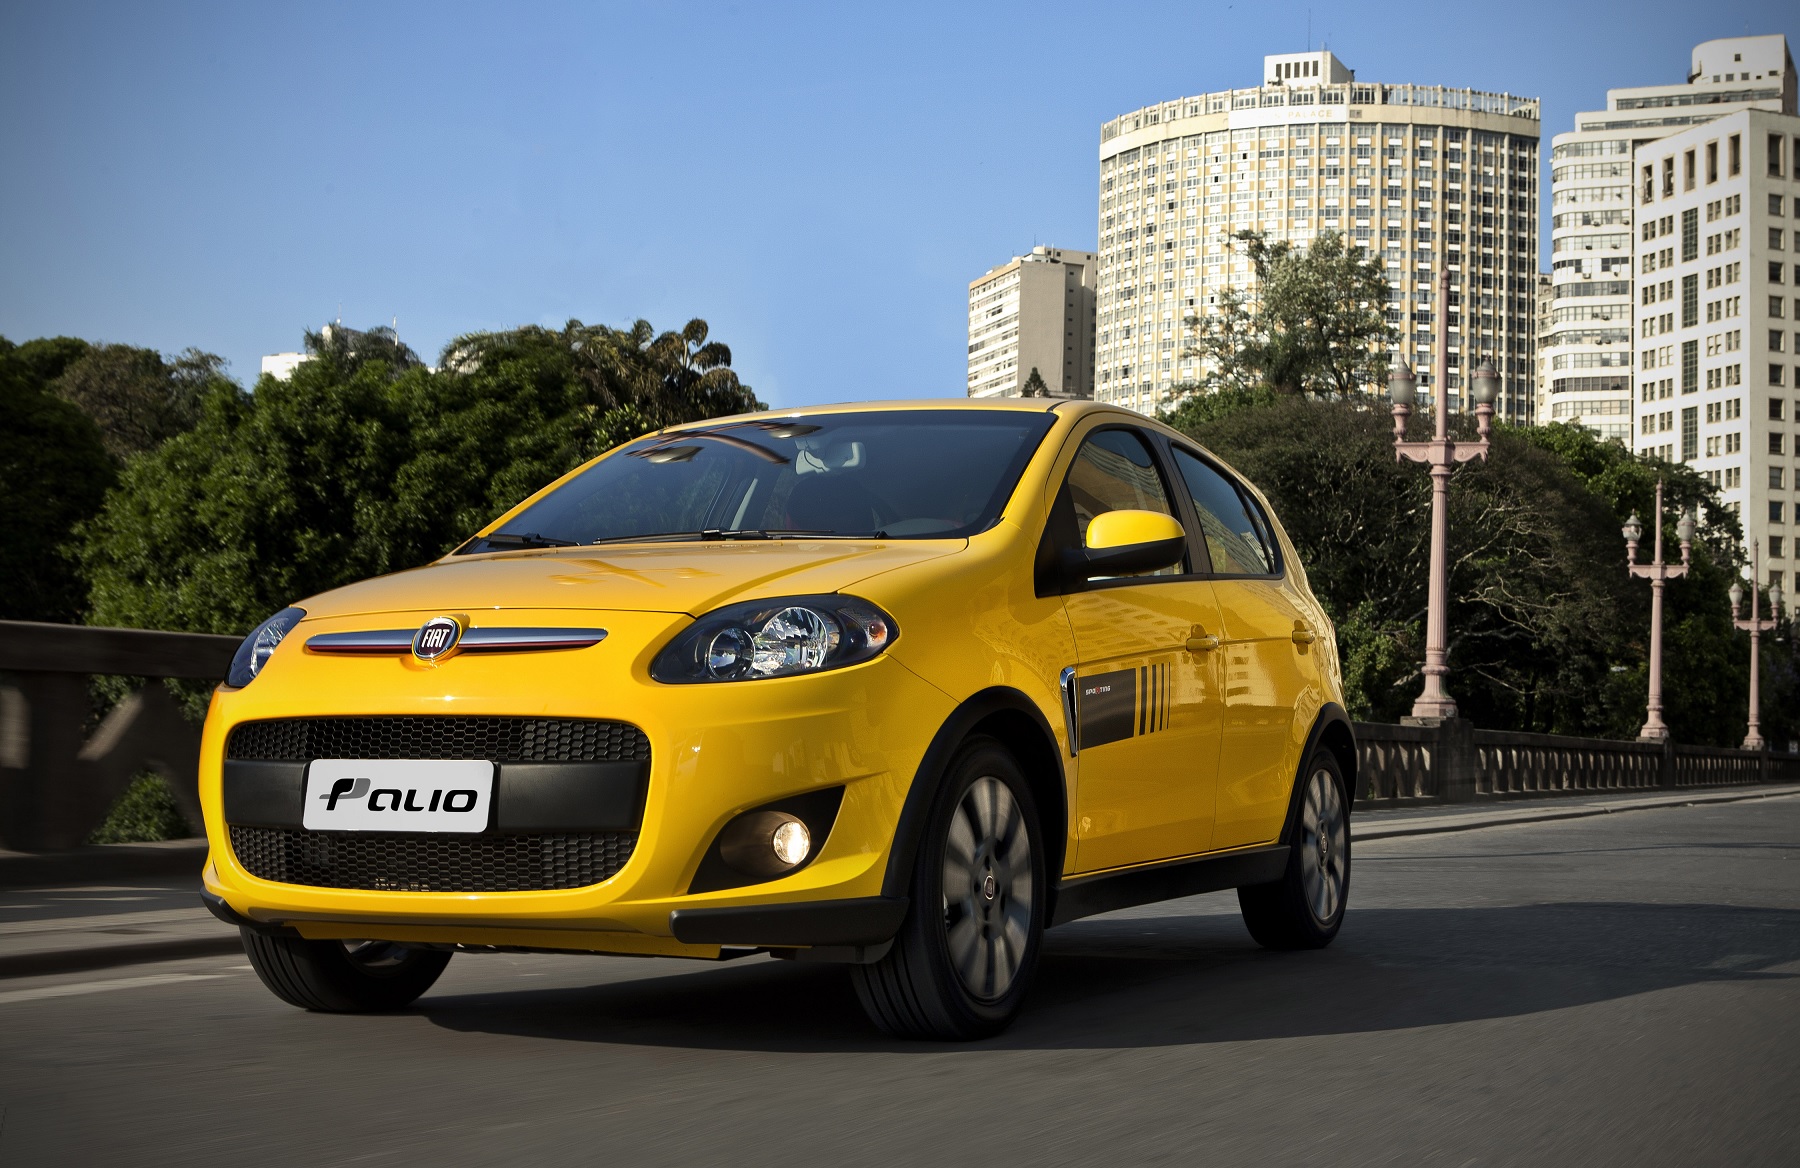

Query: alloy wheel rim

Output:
[941, 776, 1034, 1002]
[1299, 768, 1347, 925]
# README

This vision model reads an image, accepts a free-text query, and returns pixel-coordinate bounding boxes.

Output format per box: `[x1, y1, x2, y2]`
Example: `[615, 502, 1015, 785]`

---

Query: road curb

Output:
[1354, 785, 1800, 841]
[0, 839, 208, 890]
[0, 934, 243, 979]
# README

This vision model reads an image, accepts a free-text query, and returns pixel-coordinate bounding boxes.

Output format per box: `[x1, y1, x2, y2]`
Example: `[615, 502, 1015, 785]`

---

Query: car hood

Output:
[294, 539, 968, 620]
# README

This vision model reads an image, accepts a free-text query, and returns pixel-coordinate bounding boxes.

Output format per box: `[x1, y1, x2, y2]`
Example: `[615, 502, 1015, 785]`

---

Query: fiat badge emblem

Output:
[412, 616, 464, 662]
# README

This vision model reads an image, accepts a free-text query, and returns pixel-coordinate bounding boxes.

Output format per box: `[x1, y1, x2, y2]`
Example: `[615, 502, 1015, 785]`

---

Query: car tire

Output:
[852, 736, 1045, 1041]
[242, 930, 452, 1012]
[1237, 747, 1350, 950]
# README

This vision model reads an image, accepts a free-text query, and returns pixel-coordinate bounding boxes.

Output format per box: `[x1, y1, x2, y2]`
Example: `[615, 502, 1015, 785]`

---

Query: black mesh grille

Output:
[228, 825, 637, 892]
[226, 716, 649, 763]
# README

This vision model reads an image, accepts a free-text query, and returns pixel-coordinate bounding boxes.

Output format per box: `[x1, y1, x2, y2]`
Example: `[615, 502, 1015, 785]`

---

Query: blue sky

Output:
[1, 1, 1794, 407]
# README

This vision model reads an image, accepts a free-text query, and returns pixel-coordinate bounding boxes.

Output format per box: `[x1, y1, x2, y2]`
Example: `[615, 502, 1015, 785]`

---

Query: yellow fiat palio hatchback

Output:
[200, 398, 1354, 1039]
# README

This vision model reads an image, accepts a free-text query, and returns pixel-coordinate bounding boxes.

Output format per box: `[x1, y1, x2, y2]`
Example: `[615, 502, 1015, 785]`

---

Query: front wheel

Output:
[242, 930, 452, 1012]
[852, 736, 1045, 1040]
[1238, 748, 1350, 950]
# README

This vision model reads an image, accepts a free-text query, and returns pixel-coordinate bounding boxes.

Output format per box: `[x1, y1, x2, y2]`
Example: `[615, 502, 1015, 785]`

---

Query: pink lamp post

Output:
[1622, 480, 1693, 743]
[1388, 279, 1499, 721]
[1729, 543, 1783, 751]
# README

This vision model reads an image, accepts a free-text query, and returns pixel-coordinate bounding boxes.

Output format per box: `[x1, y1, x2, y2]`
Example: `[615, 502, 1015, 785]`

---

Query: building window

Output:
[1682, 207, 1699, 261]
[1771, 398, 1787, 422]
[1772, 501, 1785, 524]
[1776, 365, 1789, 387]
[1706, 142, 1719, 184]
[1682, 275, 1699, 327]
[1775, 536, 1788, 559]
[1771, 133, 1787, 179]
[1729, 134, 1741, 176]
[1772, 466, 1786, 490]
[1770, 432, 1786, 457]
[1682, 406, 1698, 462]
[1682, 340, 1698, 392]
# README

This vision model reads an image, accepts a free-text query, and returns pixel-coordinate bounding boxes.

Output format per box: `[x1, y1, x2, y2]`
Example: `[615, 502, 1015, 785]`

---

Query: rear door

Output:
[1167, 445, 1318, 851]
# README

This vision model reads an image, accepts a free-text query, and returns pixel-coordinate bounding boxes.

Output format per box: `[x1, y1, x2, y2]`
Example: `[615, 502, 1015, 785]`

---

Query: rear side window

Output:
[1171, 447, 1278, 575]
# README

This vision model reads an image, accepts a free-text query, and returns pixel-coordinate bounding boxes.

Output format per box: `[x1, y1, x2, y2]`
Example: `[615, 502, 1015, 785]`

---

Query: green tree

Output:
[51, 344, 226, 460]
[1180, 229, 1394, 402]
[0, 337, 117, 622]
[1020, 367, 1050, 397]
[80, 317, 763, 641]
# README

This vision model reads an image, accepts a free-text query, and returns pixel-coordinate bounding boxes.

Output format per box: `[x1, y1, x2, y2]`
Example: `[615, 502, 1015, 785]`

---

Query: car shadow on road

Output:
[420, 899, 1800, 1053]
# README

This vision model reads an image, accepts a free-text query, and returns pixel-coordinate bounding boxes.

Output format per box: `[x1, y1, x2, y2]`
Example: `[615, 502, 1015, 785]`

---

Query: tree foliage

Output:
[51, 344, 228, 460]
[1177, 398, 1787, 747]
[79, 318, 763, 638]
[0, 337, 117, 622]
[1180, 229, 1394, 401]
[1020, 367, 1050, 397]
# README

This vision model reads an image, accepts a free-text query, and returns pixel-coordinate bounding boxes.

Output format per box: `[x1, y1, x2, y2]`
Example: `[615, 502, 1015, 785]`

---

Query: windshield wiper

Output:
[585, 529, 841, 545]
[477, 531, 578, 549]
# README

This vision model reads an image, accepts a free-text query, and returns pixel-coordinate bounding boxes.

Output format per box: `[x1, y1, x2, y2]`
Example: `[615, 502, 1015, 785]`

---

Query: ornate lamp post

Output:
[1389, 280, 1499, 721]
[1729, 542, 1783, 751]
[1622, 481, 1693, 743]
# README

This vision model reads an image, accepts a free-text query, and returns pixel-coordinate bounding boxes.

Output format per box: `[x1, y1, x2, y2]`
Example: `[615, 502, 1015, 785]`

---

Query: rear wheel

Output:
[853, 737, 1045, 1040]
[242, 930, 452, 1012]
[1238, 749, 1350, 950]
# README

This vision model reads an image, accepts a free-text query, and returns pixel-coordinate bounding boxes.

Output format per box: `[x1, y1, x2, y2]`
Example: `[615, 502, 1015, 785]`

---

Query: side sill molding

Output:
[668, 896, 909, 948]
[1050, 845, 1289, 928]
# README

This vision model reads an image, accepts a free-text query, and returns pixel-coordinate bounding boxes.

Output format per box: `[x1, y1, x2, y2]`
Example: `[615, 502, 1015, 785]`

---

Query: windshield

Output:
[459, 409, 1058, 551]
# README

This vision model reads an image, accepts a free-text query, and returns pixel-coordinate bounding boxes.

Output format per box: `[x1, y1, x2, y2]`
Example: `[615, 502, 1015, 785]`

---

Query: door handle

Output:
[1291, 623, 1317, 645]
[1184, 629, 1220, 652]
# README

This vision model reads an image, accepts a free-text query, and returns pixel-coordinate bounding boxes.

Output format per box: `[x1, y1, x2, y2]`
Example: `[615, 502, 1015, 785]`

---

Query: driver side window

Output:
[1063, 428, 1184, 578]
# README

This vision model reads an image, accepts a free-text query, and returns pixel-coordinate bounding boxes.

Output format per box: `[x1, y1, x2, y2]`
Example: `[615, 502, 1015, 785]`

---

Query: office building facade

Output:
[966, 246, 1098, 398]
[1095, 51, 1540, 419]
[1634, 109, 1800, 588]
[1542, 36, 1794, 442]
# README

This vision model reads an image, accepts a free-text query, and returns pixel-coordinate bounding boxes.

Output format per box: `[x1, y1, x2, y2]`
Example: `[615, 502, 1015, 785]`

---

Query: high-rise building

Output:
[966, 246, 1098, 398]
[1541, 36, 1794, 443]
[1095, 51, 1540, 419]
[1535, 271, 1555, 405]
[1632, 108, 1800, 589]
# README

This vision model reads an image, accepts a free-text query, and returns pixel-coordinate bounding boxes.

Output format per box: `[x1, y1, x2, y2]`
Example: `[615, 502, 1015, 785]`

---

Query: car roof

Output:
[654, 397, 1148, 433]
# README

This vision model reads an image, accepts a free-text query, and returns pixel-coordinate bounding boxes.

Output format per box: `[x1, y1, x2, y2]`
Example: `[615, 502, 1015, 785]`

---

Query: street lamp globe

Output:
[1730, 579, 1745, 613]
[1622, 514, 1643, 544]
[1388, 356, 1417, 407]
[1677, 510, 1696, 544]
[1771, 581, 1785, 618]
[1471, 360, 1500, 407]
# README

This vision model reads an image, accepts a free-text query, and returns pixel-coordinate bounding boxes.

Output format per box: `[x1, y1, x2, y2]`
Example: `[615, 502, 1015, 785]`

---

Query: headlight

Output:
[226, 607, 306, 688]
[651, 594, 896, 683]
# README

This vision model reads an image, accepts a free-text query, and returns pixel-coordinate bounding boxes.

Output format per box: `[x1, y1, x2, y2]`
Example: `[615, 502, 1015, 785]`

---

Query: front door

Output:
[1049, 426, 1226, 873]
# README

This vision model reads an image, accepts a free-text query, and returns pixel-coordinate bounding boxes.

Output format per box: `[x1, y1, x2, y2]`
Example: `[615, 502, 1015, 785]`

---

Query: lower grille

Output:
[228, 825, 637, 892]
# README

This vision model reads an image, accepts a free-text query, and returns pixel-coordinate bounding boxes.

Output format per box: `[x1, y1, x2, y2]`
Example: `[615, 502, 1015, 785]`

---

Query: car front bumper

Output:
[199, 608, 954, 957]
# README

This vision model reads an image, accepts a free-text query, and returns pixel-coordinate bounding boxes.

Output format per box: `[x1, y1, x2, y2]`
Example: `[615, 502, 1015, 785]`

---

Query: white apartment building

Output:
[966, 246, 1098, 398]
[1542, 36, 1794, 442]
[1096, 51, 1540, 419]
[1634, 109, 1800, 589]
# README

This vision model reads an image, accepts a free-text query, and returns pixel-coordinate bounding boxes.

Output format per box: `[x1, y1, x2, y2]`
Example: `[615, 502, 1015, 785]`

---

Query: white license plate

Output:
[303, 759, 495, 833]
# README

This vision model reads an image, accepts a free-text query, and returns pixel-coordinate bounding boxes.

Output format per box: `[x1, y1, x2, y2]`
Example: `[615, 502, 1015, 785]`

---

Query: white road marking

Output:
[0, 972, 228, 1006]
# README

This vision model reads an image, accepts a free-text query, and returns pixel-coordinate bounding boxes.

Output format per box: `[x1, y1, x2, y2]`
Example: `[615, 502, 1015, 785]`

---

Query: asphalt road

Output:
[2, 797, 1796, 1167]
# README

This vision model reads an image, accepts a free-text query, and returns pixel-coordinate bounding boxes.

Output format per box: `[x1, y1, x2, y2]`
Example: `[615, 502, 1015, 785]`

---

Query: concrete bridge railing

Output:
[2, 621, 1793, 852]
[1355, 719, 1800, 806]
[0, 620, 237, 852]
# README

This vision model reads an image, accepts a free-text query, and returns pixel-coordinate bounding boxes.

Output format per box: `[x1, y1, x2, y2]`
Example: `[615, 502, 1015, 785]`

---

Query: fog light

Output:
[771, 819, 811, 866]
[718, 811, 813, 877]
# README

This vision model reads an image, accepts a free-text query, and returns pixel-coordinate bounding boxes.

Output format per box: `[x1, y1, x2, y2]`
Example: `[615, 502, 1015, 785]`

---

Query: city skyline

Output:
[2, 1, 1796, 407]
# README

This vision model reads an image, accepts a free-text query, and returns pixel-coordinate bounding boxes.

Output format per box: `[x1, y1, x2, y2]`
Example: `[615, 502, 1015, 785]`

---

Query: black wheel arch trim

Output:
[1279, 702, 1358, 849]
[879, 686, 1067, 902]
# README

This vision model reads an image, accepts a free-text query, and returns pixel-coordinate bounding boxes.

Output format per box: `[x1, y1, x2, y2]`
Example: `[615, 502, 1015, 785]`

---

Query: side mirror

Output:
[1078, 509, 1187, 578]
